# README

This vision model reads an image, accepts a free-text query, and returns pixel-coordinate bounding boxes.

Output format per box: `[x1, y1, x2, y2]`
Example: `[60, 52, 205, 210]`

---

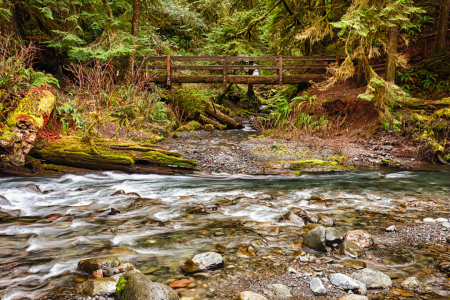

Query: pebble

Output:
[386, 225, 396, 232]
[436, 218, 448, 223]
[442, 222, 450, 228]
[267, 284, 294, 299]
[423, 218, 436, 223]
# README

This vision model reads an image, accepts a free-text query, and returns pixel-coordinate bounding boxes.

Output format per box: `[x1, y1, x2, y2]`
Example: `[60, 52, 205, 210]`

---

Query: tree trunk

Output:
[386, 24, 399, 83]
[125, 0, 141, 84]
[432, 0, 450, 56]
[0, 87, 56, 169]
[204, 104, 243, 129]
[13, 1, 25, 40]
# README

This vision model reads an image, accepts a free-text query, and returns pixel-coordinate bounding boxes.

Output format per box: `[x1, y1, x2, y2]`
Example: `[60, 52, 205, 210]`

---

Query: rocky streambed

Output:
[0, 170, 450, 300]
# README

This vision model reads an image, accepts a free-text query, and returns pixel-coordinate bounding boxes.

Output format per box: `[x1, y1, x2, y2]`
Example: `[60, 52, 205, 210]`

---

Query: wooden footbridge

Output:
[137, 55, 344, 87]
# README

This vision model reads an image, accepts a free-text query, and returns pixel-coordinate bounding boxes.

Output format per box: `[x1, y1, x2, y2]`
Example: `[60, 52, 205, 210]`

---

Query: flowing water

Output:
[1, 169, 450, 299]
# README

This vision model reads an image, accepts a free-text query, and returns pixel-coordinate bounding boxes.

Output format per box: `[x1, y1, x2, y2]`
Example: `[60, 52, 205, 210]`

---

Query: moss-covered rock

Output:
[176, 121, 203, 132]
[288, 160, 354, 173]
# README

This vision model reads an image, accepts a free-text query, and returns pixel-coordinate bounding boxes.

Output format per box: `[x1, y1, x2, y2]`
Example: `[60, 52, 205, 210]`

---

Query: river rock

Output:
[442, 222, 450, 228]
[318, 214, 334, 226]
[116, 270, 179, 300]
[6, 209, 24, 217]
[337, 296, 368, 300]
[76, 278, 117, 296]
[237, 244, 258, 258]
[22, 183, 42, 193]
[423, 218, 436, 223]
[77, 256, 120, 275]
[330, 273, 364, 290]
[401, 277, 422, 290]
[344, 230, 373, 249]
[181, 252, 223, 273]
[339, 241, 365, 259]
[436, 218, 448, 223]
[386, 225, 396, 232]
[0, 211, 13, 221]
[279, 210, 306, 226]
[111, 190, 125, 196]
[250, 238, 269, 248]
[309, 199, 328, 208]
[343, 261, 367, 270]
[310, 278, 327, 295]
[169, 279, 191, 288]
[351, 268, 392, 288]
[303, 225, 326, 252]
[325, 227, 344, 247]
[0, 196, 11, 205]
[306, 213, 319, 223]
[267, 284, 294, 298]
[438, 261, 450, 272]
[234, 291, 268, 300]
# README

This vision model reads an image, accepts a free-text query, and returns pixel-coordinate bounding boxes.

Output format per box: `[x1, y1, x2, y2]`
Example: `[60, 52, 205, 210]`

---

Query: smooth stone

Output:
[438, 261, 450, 272]
[110, 247, 138, 255]
[401, 277, 422, 290]
[250, 238, 269, 248]
[310, 278, 327, 295]
[386, 225, 396, 232]
[436, 218, 448, 223]
[234, 291, 268, 300]
[111, 190, 125, 196]
[351, 268, 392, 288]
[77, 256, 120, 275]
[0, 195, 11, 205]
[330, 273, 364, 290]
[0, 211, 13, 221]
[325, 227, 344, 247]
[6, 209, 24, 217]
[192, 272, 210, 279]
[22, 183, 42, 193]
[339, 241, 365, 259]
[116, 270, 179, 300]
[237, 244, 258, 258]
[318, 214, 334, 226]
[343, 261, 367, 270]
[76, 278, 117, 296]
[181, 252, 223, 273]
[306, 212, 319, 223]
[279, 210, 306, 226]
[267, 284, 294, 299]
[303, 226, 327, 252]
[337, 296, 369, 300]
[423, 218, 436, 223]
[442, 222, 450, 228]
[344, 230, 374, 249]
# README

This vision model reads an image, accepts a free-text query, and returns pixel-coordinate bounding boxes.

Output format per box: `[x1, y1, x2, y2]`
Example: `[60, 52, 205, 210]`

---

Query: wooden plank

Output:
[223, 56, 227, 89]
[228, 56, 277, 62]
[336, 55, 341, 65]
[283, 65, 327, 70]
[149, 74, 324, 84]
[136, 56, 166, 61]
[282, 56, 338, 61]
[166, 55, 171, 87]
[144, 65, 278, 70]
[171, 56, 225, 62]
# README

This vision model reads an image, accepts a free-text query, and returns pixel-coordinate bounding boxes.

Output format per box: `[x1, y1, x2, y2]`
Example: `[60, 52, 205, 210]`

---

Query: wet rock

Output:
[116, 270, 179, 300]
[77, 257, 120, 275]
[90, 270, 103, 279]
[309, 199, 328, 208]
[22, 183, 42, 193]
[6, 209, 24, 217]
[438, 261, 450, 272]
[126, 192, 141, 197]
[250, 238, 269, 248]
[0, 195, 11, 205]
[234, 291, 268, 300]
[237, 244, 258, 258]
[325, 227, 344, 247]
[0, 211, 13, 221]
[351, 268, 392, 288]
[344, 230, 374, 249]
[343, 261, 367, 270]
[106, 208, 120, 215]
[401, 277, 422, 290]
[339, 241, 365, 259]
[181, 252, 223, 273]
[76, 278, 117, 297]
[318, 214, 334, 226]
[267, 284, 294, 299]
[111, 190, 125, 196]
[169, 279, 191, 288]
[423, 218, 436, 223]
[310, 278, 327, 295]
[306, 213, 319, 224]
[337, 296, 368, 300]
[386, 225, 396, 232]
[330, 273, 364, 290]
[279, 211, 306, 226]
[43, 189, 55, 194]
[303, 225, 327, 252]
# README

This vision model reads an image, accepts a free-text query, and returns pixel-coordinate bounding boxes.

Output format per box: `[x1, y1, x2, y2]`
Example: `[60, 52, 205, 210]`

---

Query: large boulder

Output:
[325, 227, 344, 247]
[344, 230, 374, 249]
[76, 278, 117, 297]
[303, 226, 327, 252]
[351, 268, 392, 289]
[234, 291, 268, 300]
[77, 256, 120, 275]
[116, 270, 179, 300]
[181, 252, 223, 273]
[338, 241, 365, 259]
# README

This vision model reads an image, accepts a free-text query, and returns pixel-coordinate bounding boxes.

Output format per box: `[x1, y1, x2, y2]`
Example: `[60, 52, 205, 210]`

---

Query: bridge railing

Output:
[136, 55, 342, 86]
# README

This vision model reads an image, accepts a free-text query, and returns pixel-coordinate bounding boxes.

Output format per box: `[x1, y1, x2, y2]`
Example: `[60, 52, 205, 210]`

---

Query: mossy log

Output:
[204, 104, 243, 129]
[30, 136, 197, 174]
[0, 87, 56, 168]
[199, 114, 227, 130]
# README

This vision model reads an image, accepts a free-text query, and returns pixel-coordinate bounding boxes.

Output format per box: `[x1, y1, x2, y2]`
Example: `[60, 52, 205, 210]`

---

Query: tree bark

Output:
[0, 87, 56, 168]
[204, 104, 243, 129]
[386, 24, 399, 83]
[13, 1, 25, 40]
[125, 0, 141, 84]
[432, 0, 450, 56]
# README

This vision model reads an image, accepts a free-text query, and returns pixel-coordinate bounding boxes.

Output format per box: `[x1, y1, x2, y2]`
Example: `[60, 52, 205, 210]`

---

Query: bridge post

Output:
[277, 56, 283, 86]
[223, 56, 227, 90]
[166, 55, 171, 88]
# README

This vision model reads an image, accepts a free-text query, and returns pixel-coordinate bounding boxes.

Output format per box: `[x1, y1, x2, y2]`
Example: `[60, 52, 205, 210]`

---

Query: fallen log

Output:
[204, 104, 243, 129]
[0, 87, 56, 168]
[30, 136, 197, 174]
[199, 114, 227, 130]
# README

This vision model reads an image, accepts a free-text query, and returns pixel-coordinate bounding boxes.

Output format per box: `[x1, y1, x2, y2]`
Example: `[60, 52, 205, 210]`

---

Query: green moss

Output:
[294, 171, 302, 176]
[138, 151, 197, 168]
[115, 276, 128, 297]
[176, 121, 203, 132]
[290, 160, 338, 169]
[381, 159, 390, 165]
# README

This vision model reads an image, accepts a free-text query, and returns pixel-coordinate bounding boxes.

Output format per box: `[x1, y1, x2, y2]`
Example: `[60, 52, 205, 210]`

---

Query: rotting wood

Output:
[204, 103, 243, 129]
[199, 114, 227, 130]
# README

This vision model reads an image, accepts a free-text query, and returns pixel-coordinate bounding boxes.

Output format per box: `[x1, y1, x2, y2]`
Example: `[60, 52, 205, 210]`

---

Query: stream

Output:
[1, 169, 450, 299]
